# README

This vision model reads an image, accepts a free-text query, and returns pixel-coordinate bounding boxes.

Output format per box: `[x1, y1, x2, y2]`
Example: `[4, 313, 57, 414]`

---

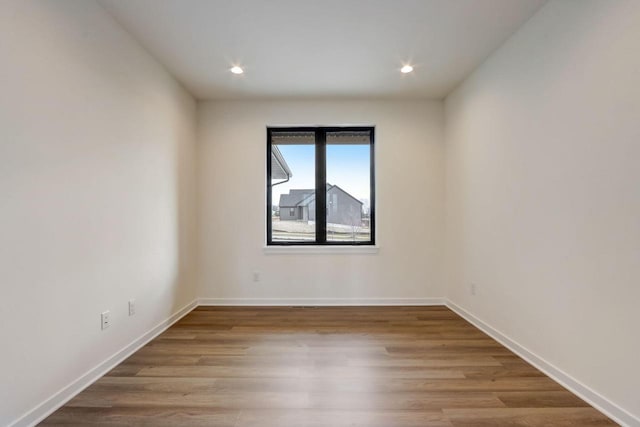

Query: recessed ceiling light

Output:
[230, 66, 244, 74]
[400, 65, 414, 74]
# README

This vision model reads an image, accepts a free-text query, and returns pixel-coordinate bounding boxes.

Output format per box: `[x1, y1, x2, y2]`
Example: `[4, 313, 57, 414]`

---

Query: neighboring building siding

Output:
[279, 206, 298, 220]
[278, 186, 362, 226]
[308, 200, 316, 222]
[300, 206, 309, 221]
[327, 186, 362, 226]
[279, 189, 314, 221]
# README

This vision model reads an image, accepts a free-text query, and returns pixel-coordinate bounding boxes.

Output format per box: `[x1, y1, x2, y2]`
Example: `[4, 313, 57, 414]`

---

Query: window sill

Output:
[263, 245, 380, 255]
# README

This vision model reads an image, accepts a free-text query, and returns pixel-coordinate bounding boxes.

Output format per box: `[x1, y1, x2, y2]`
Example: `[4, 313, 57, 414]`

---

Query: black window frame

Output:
[267, 126, 376, 246]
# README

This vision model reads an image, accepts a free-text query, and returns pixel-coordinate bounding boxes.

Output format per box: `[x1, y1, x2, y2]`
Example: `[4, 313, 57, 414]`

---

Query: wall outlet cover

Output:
[101, 311, 110, 330]
[128, 300, 135, 316]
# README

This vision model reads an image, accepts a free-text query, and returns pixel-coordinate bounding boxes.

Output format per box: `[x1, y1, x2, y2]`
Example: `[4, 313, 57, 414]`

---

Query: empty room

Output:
[1, 0, 639, 426]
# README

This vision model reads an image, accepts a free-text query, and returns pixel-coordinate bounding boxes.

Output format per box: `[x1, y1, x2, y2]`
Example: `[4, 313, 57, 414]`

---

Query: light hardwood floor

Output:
[41, 306, 617, 426]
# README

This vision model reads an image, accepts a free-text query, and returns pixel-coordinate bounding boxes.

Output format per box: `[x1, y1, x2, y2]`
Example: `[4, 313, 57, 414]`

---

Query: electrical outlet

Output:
[128, 299, 135, 316]
[470, 283, 477, 296]
[101, 311, 111, 330]
[252, 272, 260, 282]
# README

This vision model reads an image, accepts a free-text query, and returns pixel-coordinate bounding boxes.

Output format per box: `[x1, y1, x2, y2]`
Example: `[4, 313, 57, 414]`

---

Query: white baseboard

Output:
[10, 299, 198, 427]
[197, 297, 445, 306]
[445, 300, 639, 427]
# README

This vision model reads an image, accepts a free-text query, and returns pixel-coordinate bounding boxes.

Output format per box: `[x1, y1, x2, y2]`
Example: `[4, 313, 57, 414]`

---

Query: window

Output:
[267, 126, 375, 245]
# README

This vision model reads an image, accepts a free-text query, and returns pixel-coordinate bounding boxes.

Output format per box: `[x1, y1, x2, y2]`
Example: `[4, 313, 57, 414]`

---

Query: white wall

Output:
[445, 0, 640, 423]
[0, 1, 197, 425]
[198, 100, 444, 301]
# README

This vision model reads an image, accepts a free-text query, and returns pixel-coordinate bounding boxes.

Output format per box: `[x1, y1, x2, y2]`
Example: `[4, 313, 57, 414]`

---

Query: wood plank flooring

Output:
[41, 306, 617, 426]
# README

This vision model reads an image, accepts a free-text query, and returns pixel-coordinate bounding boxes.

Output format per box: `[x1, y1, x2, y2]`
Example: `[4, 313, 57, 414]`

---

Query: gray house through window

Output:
[279, 185, 364, 227]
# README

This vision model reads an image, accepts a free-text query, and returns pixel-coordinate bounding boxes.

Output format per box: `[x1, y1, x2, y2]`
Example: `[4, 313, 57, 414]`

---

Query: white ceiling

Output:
[100, 0, 546, 100]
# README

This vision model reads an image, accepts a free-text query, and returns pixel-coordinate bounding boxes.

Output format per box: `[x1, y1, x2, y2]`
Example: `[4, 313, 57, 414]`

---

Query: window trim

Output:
[266, 125, 376, 246]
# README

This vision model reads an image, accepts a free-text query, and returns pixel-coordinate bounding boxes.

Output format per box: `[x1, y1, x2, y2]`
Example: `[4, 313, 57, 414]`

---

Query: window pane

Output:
[270, 131, 315, 242]
[326, 131, 371, 242]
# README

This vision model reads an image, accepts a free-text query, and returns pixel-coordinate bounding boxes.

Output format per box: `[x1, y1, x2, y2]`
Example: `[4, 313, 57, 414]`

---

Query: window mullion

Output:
[315, 130, 327, 243]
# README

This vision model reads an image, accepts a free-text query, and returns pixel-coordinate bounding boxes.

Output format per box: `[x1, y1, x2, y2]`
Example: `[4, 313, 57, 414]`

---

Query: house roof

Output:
[279, 185, 364, 208]
[271, 145, 292, 180]
[279, 189, 314, 207]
